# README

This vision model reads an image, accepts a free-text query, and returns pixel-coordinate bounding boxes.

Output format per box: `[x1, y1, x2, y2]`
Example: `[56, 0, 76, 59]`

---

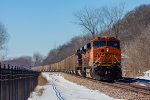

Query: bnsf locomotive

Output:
[33, 37, 122, 81]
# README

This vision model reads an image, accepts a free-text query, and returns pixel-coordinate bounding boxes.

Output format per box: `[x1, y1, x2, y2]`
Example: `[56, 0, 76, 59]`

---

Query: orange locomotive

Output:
[76, 37, 122, 81]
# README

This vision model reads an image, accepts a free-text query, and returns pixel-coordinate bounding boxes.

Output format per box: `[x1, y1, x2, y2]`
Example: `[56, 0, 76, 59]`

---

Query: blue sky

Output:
[0, 0, 149, 59]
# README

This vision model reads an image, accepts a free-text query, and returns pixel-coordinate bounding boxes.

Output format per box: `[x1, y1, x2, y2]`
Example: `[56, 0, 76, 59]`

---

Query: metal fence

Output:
[0, 63, 40, 100]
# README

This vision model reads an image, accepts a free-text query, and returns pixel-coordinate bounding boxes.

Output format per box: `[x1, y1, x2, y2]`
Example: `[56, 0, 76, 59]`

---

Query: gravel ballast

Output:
[55, 72, 150, 100]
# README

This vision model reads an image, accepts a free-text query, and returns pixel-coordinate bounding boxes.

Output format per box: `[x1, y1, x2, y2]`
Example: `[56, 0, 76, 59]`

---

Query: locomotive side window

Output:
[93, 41, 105, 48]
[107, 41, 120, 48]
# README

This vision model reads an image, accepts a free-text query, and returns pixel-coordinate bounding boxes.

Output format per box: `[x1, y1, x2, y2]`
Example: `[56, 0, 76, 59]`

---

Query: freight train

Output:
[33, 37, 122, 82]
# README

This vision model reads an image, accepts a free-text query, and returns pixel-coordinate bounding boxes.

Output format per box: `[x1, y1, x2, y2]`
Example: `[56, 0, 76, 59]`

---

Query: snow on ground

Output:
[28, 72, 118, 100]
[138, 70, 150, 80]
[137, 70, 150, 86]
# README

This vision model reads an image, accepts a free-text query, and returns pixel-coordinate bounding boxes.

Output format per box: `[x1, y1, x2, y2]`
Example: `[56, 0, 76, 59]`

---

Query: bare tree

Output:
[75, 8, 101, 38]
[75, 5, 124, 38]
[0, 23, 8, 60]
[0, 23, 8, 48]
[0, 48, 8, 60]
[100, 5, 124, 36]
[33, 53, 43, 66]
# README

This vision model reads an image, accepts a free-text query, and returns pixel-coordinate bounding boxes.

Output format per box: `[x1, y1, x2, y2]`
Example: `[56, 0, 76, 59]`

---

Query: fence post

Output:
[4, 64, 7, 100]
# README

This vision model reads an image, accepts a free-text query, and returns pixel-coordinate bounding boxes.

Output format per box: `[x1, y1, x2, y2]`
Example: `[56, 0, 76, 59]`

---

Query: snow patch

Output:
[138, 70, 150, 80]
[28, 73, 120, 100]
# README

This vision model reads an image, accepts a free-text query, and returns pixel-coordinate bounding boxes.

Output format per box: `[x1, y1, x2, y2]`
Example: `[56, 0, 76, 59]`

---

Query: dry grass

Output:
[29, 73, 48, 98]
[34, 86, 45, 96]
[38, 73, 48, 86]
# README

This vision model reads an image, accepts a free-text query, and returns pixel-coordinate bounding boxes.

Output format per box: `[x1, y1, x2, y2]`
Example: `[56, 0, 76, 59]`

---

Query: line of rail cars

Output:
[33, 37, 122, 82]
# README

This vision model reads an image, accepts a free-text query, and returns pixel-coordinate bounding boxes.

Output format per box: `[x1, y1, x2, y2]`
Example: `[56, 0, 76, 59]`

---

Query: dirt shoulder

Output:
[38, 73, 48, 86]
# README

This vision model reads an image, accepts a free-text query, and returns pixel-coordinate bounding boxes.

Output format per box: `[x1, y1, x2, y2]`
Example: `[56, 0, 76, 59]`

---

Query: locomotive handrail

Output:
[114, 55, 121, 64]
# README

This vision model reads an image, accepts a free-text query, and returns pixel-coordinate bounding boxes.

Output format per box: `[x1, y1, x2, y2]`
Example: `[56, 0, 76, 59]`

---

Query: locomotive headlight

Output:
[106, 48, 109, 53]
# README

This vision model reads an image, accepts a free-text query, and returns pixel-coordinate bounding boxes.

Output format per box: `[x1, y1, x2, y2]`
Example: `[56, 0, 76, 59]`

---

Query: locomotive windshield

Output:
[93, 41, 105, 48]
[93, 41, 120, 48]
[107, 41, 120, 48]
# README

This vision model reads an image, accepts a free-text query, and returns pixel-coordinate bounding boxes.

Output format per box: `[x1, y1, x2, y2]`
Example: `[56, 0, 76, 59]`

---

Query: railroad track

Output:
[114, 81, 150, 95]
[62, 73, 150, 95]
